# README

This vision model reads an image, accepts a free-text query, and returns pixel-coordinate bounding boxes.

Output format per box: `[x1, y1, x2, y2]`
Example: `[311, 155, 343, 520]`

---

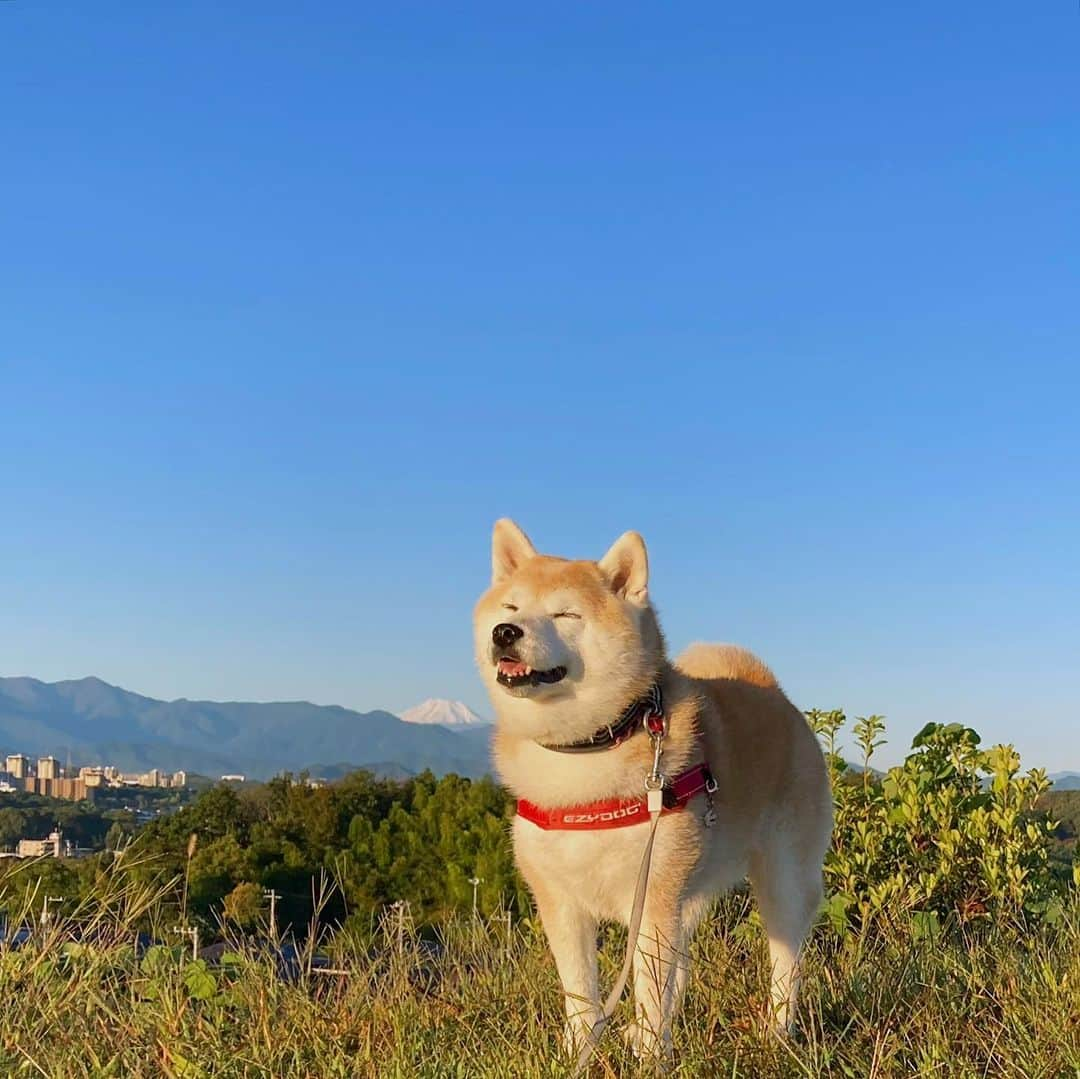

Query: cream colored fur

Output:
[474, 520, 832, 1061]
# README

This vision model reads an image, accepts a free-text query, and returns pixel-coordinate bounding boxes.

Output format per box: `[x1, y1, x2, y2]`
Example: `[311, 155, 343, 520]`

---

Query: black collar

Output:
[541, 683, 664, 754]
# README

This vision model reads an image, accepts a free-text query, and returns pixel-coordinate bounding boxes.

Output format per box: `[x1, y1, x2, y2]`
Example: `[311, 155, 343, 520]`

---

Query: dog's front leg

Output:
[532, 886, 600, 1055]
[627, 905, 681, 1061]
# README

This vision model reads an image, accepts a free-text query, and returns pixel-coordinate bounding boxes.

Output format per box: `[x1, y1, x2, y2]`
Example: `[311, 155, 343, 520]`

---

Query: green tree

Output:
[0, 808, 28, 850]
[222, 881, 265, 930]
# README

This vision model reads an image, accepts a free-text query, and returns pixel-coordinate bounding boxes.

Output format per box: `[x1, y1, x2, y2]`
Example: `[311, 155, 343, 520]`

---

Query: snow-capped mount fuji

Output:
[399, 699, 491, 729]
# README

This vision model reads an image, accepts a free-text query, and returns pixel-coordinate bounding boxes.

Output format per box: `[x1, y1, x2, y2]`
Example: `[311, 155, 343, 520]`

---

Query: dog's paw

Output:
[764, 1014, 798, 1043]
[563, 1013, 602, 1058]
[623, 1018, 673, 1062]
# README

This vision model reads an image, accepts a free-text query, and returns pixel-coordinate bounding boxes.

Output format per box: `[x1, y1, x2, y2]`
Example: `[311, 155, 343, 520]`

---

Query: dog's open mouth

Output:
[496, 657, 567, 689]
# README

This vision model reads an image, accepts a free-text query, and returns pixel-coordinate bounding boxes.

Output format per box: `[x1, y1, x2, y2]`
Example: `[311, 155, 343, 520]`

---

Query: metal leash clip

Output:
[643, 707, 667, 812]
[703, 769, 718, 828]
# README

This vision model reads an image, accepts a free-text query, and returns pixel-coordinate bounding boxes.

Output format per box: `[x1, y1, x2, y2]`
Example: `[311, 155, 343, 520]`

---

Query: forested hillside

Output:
[2, 716, 1077, 942]
[2, 770, 524, 934]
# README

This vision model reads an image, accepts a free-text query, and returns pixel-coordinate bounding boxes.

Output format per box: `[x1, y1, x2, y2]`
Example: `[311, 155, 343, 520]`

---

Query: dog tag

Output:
[703, 806, 717, 828]
[647, 788, 664, 814]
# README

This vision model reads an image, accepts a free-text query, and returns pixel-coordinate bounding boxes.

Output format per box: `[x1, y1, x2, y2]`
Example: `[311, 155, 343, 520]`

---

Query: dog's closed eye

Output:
[553, 611, 581, 620]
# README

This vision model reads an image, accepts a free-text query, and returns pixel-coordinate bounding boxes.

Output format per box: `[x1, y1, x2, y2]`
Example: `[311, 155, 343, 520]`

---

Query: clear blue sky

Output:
[2, 2, 1077, 770]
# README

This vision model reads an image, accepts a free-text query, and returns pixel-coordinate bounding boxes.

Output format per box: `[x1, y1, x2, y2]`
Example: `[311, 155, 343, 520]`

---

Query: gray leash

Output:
[570, 805, 662, 1078]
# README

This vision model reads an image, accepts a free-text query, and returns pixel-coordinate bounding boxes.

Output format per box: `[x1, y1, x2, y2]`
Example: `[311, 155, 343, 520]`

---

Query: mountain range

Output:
[0, 677, 493, 780]
[2, 676, 1074, 788]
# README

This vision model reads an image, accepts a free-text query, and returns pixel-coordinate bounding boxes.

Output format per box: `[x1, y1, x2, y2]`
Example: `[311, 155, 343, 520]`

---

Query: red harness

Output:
[516, 762, 714, 831]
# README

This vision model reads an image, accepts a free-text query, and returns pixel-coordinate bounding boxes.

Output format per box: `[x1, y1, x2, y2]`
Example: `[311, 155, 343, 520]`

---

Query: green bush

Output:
[807, 710, 1074, 933]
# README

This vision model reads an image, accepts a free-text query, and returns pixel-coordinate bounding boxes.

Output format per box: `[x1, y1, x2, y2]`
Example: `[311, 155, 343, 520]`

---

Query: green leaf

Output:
[822, 892, 851, 936]
[182, 960, 218, 1001]
[169, 1053, 209, 1079]
[1041, 897, 1064, 927]
[910, 910, 941, 943]
[911, 722, 940, 748]
[141, 944, 182, 975]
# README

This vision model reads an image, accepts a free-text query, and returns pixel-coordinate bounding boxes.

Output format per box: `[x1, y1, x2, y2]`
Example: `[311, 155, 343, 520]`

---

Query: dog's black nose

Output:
[492, 623, 524, 649]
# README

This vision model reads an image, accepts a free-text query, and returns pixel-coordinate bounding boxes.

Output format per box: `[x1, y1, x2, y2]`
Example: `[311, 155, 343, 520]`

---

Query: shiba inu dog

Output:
[474, 519, 832, 1060]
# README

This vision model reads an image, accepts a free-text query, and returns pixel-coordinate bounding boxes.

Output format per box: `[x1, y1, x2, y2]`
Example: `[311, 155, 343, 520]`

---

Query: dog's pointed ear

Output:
[598, 531, 649, 605]
[492, 518, 537, 584]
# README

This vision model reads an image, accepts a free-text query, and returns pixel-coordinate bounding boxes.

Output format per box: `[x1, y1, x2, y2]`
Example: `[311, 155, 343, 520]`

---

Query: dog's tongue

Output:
[498, 658, 529, 677]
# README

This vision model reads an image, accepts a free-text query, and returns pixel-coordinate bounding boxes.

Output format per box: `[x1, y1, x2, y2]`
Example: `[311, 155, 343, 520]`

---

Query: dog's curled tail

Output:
[675, 642, 779, 689]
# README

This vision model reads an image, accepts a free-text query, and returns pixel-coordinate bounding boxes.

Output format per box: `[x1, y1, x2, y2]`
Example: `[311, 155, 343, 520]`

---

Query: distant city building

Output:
[0, 756, 187, 798]
[16, 829, 64, 858]
[220, 774, 246, 783]
[13, 828, 93, 859]
[23, 776, 88, 801]
[79, 765, 118, 786]
[116, 769, 176, 788]
[5, 754, 29, 779]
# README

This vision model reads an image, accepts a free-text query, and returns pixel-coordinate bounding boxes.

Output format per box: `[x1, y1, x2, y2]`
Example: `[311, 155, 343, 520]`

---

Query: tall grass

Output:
[1, 865, 1077, 1078]
[2, 714, 1076, 1076]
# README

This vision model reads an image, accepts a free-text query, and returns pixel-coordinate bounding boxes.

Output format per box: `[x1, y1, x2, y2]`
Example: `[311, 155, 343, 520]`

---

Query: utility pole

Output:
[172, 924, 199, 961]
[264, 887, 281, 939]
[41, 895, 65, 928]
[469, 876, 483, 920]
